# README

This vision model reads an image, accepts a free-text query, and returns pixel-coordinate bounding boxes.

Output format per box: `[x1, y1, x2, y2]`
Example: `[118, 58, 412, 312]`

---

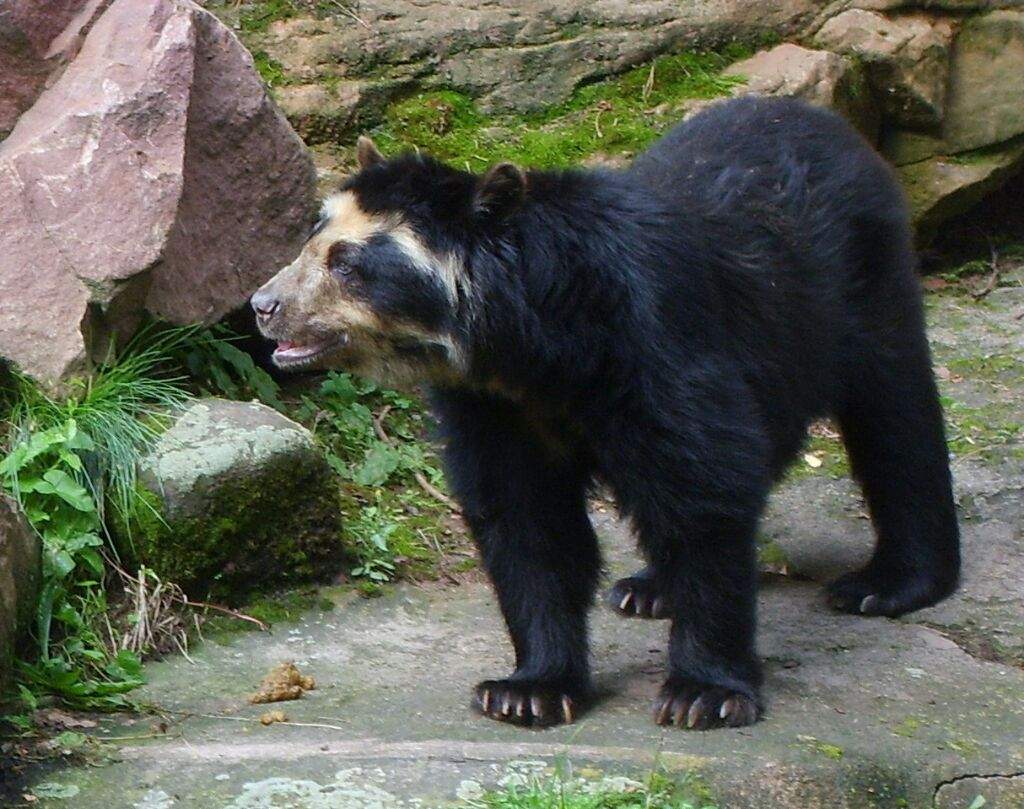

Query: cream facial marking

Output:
[315, 191, 467, 305]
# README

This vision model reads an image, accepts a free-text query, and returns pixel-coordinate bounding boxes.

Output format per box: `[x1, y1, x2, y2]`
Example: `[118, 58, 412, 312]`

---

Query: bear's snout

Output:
[251, 287, 280, 325]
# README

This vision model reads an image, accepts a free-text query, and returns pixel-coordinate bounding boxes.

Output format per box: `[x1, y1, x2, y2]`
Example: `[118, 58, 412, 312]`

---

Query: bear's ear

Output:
[474, 162, 526, 219]
[356, 135, 385, 169]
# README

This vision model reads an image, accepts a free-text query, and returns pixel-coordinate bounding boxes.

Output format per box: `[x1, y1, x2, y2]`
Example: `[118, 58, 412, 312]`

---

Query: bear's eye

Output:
[327, 242, 356, 277]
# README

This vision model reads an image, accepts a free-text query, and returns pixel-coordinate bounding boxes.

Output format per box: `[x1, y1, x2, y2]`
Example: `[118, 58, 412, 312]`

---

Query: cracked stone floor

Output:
[10, 272, 1024, 808]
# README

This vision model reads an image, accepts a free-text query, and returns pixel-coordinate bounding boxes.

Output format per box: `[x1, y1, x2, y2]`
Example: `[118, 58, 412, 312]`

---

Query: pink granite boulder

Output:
[0, 0, 316, 387]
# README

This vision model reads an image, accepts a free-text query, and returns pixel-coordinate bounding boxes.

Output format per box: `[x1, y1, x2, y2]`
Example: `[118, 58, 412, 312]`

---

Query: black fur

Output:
[344, 96, 961, 728]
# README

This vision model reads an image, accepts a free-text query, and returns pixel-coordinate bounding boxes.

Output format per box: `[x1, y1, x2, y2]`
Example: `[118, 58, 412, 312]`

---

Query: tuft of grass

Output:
[369, 45, 752, 171]
[5, 325, 194, 539]
[252, 49, 289, 87]
[460, 767, 717, 809]
[1, 325, 196, 709]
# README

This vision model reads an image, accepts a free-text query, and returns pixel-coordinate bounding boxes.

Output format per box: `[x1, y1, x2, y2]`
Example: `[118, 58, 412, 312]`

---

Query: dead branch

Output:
[971, 241, 1002, 300]
[373, 405, 460, 511]
[183, 600, 270, 632]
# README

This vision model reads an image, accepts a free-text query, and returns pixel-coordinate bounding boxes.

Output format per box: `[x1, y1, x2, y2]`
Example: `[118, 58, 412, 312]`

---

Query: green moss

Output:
[202, 587, 334, 636]
[942, 736, 981, 757]
[946, 353, 1024, 385]
[451, 557, 478, 574]
[784, 432, 851, 483]
[942, 397, 1022, 457]
[252, 50, 288, 87]
[369, 45, 752, 170]
[797, 735, 844, 761]
[115, 450, 344, 602]
[757, 537, 790, 574]
[237, 0, 301, 34]
[892, 716, 921, 738]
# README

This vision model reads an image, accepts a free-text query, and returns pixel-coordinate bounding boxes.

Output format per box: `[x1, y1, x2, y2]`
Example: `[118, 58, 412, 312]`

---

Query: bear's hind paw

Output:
[607, 573, 669, 619]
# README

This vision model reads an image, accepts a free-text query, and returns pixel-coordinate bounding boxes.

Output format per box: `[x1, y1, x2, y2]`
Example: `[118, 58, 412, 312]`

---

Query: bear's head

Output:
[251, 136, 525, 386]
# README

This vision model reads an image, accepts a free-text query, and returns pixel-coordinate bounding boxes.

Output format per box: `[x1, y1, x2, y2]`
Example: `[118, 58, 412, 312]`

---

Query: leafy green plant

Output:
[292, 372, 452, 585]
[1, 327, 194, 708]
[175, 323, 285, 411]
[296, 371, 440, 490]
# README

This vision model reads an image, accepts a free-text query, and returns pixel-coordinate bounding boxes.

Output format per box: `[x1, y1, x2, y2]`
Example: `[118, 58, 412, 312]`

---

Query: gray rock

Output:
[815, 9, 954, 129]
[896, 137, 1024, 238]
[727, 43, 880, 139]
[0, 0, 316, 389]
[853, 0, 1024, 9]
[24, 521, 1024, 808]
[119, 398, 344, 598]
[0, 494, 40, 692]
[944, 10, 1024, 152]
[244, 0, 824, 136]
[935, 774, 1024, 809]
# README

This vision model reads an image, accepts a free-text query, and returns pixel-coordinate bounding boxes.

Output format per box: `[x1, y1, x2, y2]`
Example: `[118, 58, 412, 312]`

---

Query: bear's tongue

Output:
[277, 340, 298, 351]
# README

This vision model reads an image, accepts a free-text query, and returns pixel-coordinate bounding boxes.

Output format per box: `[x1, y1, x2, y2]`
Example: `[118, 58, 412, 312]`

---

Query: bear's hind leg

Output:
[829, 345, 960, 616]
[607, 566, 671, 619]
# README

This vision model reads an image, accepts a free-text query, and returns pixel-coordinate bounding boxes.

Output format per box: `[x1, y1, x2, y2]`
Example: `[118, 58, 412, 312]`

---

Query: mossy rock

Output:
[115, 398, 344, 601]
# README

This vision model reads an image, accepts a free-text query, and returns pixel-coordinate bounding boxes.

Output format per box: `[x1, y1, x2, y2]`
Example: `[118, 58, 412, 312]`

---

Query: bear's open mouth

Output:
[272, 333, 349, 369]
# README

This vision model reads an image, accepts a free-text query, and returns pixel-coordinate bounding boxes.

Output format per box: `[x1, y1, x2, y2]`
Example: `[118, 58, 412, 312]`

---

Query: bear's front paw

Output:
[473, 679, 582, 727]
[653, 677, 761, 730]
[607, 572, 669, 619]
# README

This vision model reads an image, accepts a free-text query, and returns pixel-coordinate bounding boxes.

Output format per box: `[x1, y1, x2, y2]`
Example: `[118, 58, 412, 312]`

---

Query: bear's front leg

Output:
[600, 379, 770, 730]
[433, 390, 600, 727]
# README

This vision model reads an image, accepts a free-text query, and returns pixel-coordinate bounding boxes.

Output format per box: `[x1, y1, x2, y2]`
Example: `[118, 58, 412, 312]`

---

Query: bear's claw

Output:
[473, 679, 581, 727]
[607, 573, 670, 619]
[654, 678, 761, 730]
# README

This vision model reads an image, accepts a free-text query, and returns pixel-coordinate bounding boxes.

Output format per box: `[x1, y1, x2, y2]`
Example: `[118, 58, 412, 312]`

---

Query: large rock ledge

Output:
[239, 0, 825, 140]
[220, 0, 1024, 240]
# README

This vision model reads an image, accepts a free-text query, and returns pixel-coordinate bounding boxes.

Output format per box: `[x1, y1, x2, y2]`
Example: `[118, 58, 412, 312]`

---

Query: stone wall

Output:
[220, 0, 1024, 239]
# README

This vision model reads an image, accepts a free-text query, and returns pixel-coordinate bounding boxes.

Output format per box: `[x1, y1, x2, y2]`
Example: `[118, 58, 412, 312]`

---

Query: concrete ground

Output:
[15, 275, 1024, 808]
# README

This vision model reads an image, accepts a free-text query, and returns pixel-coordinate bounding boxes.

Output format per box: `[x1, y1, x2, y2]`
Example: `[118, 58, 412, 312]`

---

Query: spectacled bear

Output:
[251, 96, 960, 730]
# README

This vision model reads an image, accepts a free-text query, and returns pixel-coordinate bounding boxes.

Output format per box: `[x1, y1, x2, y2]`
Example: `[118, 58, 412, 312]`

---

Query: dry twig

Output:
[372, 405, 460, 511]
[642, 63, 656, 103]
[184, 600, 270, 632]
[328, 0, 372, 30]
[971, 241, 1002, 300]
